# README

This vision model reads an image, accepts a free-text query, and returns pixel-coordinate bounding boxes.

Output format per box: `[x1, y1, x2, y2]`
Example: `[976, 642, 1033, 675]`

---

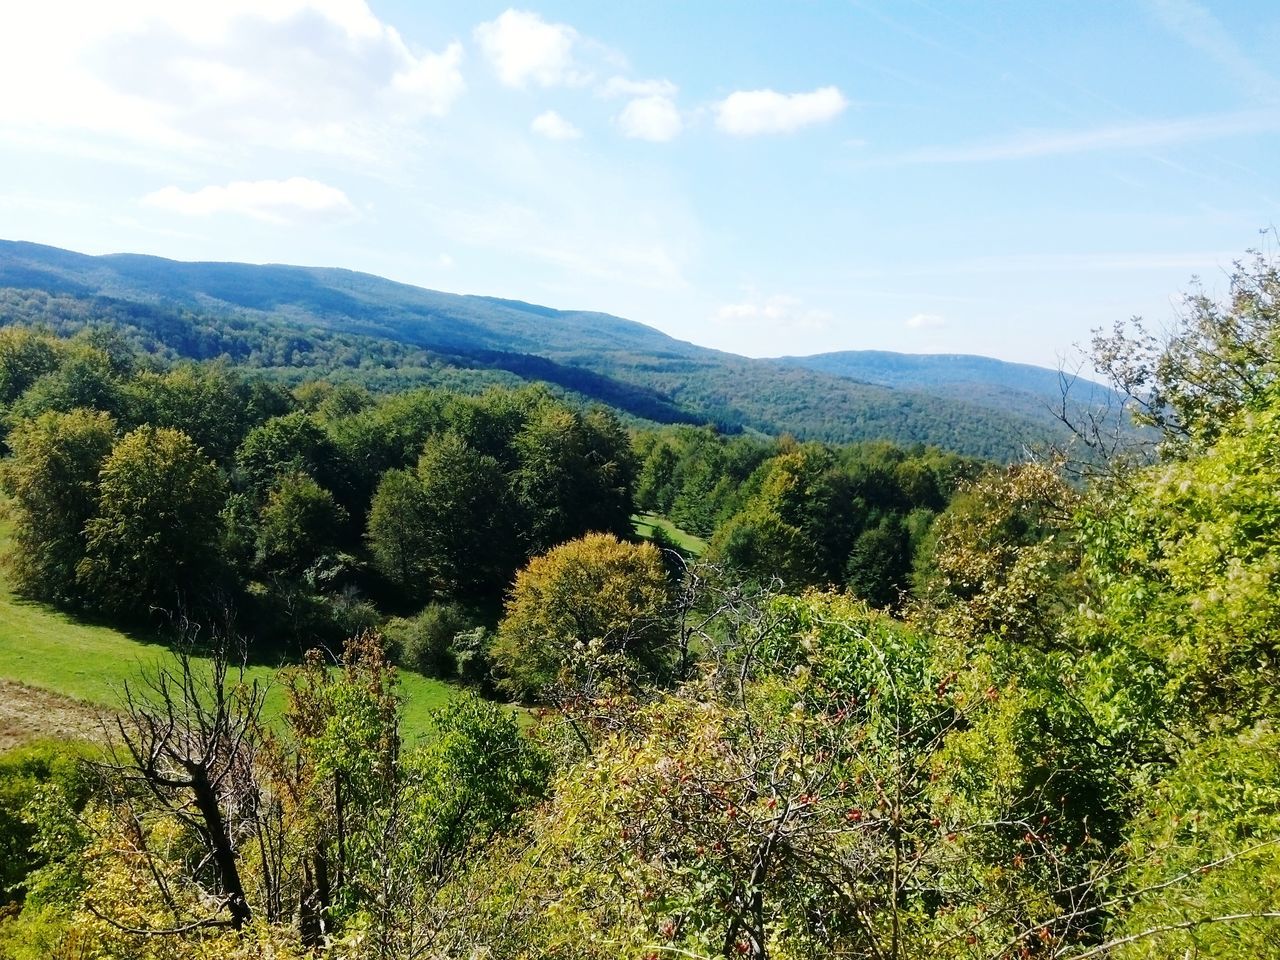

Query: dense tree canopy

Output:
[78, 426, 227, 615]
[1, 408, 115, 603]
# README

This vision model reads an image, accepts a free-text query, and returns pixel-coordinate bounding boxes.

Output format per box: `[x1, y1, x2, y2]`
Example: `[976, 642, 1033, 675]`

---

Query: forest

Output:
[0, 249, 1277, 959]
[0, 241, 1085, 460]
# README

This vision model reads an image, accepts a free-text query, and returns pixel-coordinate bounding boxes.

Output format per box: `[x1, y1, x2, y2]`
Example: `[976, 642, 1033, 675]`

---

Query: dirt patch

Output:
[0, 680, 105, 751]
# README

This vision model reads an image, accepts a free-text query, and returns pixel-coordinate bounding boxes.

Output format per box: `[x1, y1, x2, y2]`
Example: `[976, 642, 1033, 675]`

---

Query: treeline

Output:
[636, 426, 980, 606]
[1, 324, 983, 680]
[0, 326, 635, 668]
[0, 288, 718, 428]
[0, 266, 1062, 458]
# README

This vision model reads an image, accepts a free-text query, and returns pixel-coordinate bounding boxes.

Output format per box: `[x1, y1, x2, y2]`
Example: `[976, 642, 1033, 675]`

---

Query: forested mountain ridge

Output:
[779, 348, 1120, 419]
[0, 239, 1099, 459]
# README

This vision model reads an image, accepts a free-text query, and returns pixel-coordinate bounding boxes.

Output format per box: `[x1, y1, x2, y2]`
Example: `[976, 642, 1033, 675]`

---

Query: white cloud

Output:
[390, 42, 466, 117]
[714, 294, 832, 333]
[0, 1, 465, 161]
[600, 76, 678, 99]
[617, 96, 683, 142]
[531, 109, 583, 140]
[715, 86, 847, 136]
[905, 312, 946, 329]
[474, 9, 586, 89]
[142, 177, 356, 224]
[899, 110, 1280, 163]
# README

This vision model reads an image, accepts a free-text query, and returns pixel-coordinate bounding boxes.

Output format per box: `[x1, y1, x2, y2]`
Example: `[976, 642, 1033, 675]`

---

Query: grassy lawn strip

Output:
[631, 511, 708, 556]
[0, 514, 458, 743]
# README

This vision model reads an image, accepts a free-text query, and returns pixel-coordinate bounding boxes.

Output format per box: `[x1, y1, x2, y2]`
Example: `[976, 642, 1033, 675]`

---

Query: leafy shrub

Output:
[384, 603, 475, 678]
[0, 739, 94, 906]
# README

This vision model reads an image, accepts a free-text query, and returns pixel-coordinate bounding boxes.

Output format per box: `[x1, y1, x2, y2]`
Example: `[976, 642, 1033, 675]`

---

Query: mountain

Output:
[778, 350, 1121, 424]
[0, 240, 1110, 460]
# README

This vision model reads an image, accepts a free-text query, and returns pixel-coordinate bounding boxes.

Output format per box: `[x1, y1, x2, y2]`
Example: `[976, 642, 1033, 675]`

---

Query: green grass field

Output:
[632, 512, 708, 556]
[0, 513, 460, 743]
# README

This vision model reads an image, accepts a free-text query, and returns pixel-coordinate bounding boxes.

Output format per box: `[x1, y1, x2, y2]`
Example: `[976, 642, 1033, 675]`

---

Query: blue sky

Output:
[1, 1, 1278, 367]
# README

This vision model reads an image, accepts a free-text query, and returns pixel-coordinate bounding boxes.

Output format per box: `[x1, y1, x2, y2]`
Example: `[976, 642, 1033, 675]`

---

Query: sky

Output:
[1, 1, 1278, 368]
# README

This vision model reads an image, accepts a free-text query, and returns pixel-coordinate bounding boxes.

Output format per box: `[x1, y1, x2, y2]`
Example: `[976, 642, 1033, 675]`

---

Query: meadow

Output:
[0, 513, 460, 744]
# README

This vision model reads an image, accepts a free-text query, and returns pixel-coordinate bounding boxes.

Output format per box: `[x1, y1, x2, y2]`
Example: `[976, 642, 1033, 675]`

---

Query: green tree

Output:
[124, 362, 251, 464]
[0, 740, 93, 907]
[0, 408, 116, 603]
[275, 633, 402, 943]
[1079, 386, 1280, 722]
[634, 435, 679, 513]
[367, 467, 432, 598]
[8, 342, 128, 424]
[1091, 247, 1280, 450]
[512, 403, 636, 555]
[383, 603, 475, 678]
[78, 426, 227, 615]
[401, 696, 549, 879]
[491, 533, 672, 700]
[845, 514, 911, 608]
[709, 446, 855, 589]
[327, 388, 449, 501]
[913, 462, 1082, 651]
[0, 328, 62, 410]
[415, 432, 516, 597]
[256, 472, 348, 578]
[236, 411, 345, 503]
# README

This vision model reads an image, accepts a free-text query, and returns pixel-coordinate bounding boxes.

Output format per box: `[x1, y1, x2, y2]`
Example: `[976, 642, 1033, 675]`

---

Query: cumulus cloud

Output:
[531, 109, 583, 140]
[389, 42, 466, 116]
[617, 96, 683, 142]
[474, 9, 586, 89]
[715, 86, 847, 136]
[142, 177, 356, 223]
[905, 313, 946, 329]
[0, 1, 465, 160]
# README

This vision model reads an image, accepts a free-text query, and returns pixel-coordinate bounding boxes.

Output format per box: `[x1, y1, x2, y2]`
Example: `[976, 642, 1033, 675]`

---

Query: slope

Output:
[780, 349, 1121, 425]
[0, 240, 1075, 459]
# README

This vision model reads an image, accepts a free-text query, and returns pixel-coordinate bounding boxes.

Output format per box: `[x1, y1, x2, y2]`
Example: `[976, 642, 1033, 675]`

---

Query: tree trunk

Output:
[189, 766, 252, 929]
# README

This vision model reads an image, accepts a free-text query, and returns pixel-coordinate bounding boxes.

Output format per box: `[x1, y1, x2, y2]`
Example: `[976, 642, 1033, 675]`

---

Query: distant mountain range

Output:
[779, 349, 1117, 420]
[0, 240, 1121, 460]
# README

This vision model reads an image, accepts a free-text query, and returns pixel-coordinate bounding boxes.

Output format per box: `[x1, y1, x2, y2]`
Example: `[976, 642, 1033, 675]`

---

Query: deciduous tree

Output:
[79, 426, 227, 615]
[491, 533, 672, 700]
[1, 408, 115, 602]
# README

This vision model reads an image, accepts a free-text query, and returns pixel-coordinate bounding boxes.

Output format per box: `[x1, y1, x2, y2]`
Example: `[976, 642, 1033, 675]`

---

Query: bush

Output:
[451, 626, 496, 692]
[384, 603, 475, 678]
[0, 740, 94, 906]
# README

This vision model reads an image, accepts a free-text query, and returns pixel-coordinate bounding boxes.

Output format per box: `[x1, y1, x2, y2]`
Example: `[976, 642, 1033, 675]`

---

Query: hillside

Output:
[0, 240, 1099, 459]
[780, 349, 1121, 425]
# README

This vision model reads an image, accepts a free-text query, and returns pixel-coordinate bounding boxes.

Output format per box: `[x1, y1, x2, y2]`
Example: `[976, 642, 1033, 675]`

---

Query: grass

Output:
[0, 512, 461, 743]
[632, 512, 708, 556]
